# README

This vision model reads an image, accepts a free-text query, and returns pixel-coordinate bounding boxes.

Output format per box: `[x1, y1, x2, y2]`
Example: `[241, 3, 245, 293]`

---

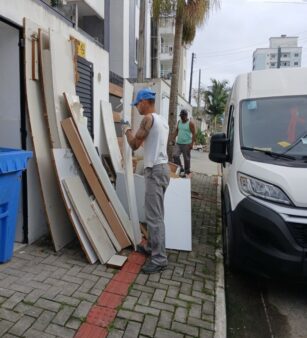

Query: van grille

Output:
[288, 223, 307, 248]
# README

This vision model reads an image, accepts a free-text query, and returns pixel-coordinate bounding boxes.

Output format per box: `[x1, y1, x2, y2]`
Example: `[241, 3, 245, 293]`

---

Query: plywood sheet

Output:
[24, 18, 74, 251]
[61, 118, 131, 249]
[63, 92, 135, 245]
[63, 176, 116, 264]
[122, 80, 142, 245]
[91, 200, 121, 252]
[52, 149, 97, 264]
[107, 255, 127, 268]
[100, 101, 123, 173]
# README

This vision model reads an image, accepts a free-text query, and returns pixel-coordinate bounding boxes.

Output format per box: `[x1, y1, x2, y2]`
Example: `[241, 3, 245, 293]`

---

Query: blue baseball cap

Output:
[131, 88, 156, 106]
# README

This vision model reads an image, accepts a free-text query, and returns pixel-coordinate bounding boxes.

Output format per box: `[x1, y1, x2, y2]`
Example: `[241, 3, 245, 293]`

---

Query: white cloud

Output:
[187, 0, 307, 94]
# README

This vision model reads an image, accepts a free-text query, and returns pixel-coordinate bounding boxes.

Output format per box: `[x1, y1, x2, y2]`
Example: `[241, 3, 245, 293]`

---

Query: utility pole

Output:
[197, 69, 201, 118]
[137, 0, 146, 82]
[277, 46, 281, 68]
[188, 52, 196, 104]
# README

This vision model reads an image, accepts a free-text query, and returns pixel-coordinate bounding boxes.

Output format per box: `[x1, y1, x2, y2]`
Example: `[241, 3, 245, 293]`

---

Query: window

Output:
[270, 62, 276, 67]
[294, 62, 299, 66]
[270, 53, 276, 59]
[294, 53, 299, 57]
[227, 105, 234, 162]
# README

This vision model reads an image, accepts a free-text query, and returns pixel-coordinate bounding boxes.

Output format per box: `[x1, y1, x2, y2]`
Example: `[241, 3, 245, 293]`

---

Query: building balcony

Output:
[160, 69, 172, 80]
[160, 45, 173, 61]
[66, 0, 104, 19]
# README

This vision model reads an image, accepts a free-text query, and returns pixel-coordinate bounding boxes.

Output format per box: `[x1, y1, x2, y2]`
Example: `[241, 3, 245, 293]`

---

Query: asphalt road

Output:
[191, 149, 218, 176]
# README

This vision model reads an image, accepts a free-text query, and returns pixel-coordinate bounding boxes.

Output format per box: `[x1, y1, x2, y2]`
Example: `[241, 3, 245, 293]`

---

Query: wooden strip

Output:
[24, 18, 74, 251]
[109, 82, 123, 97]
[100, 101, 123, 173]
[122, 80, 142, 245]
[63, 92, 135, 244]
[90, 200, 121, 252]
[63, 176, 116, 264]
[53, 149, 97, 264]
[61, 118, 131, 249]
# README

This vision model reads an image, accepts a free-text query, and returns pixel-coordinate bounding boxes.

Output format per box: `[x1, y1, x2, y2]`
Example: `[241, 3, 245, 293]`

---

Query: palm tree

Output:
[152, 0, 219, 158]
[204, 79, 229, 132]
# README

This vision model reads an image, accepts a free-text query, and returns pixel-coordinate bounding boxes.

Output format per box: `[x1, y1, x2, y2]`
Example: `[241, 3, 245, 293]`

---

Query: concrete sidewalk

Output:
[0, 171, 224, 337]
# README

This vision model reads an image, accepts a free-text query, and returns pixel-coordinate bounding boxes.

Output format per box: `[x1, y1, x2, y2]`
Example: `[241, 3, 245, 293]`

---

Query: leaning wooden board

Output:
[63, 93, 135, 245]
[63, 175, 116, 264]
[122, 80, 142, 245]
[24, 18, 74, 251]
[100, 101, 123, 173]
[52, 149, 97, 264]
[61, 118, 131, 249]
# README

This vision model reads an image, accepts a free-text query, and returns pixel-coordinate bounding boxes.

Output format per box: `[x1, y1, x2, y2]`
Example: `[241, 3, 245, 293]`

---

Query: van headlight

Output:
[237, 172, 291, 205]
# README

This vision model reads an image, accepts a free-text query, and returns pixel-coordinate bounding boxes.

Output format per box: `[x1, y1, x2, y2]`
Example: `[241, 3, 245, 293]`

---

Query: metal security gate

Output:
[76, 56, 94, 138]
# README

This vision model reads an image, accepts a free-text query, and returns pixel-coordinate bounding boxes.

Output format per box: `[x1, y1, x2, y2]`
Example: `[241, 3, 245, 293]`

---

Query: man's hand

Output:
[121, 120, 132, 135]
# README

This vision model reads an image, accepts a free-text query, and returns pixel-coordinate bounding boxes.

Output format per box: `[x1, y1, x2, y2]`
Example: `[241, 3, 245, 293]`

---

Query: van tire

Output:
[222, 192, 237, 272]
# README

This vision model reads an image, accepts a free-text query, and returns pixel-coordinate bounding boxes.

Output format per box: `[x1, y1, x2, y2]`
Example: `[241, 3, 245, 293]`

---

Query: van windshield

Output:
[240, 96, 307, 159]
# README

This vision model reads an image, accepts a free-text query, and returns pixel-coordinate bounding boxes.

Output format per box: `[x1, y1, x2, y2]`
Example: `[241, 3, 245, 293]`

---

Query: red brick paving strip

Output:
[75, 251, 146, 337]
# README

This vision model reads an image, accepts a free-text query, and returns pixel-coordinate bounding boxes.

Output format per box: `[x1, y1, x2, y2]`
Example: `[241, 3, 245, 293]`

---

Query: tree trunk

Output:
[167, 1, 183, 160]
[137, 0, 146, 82]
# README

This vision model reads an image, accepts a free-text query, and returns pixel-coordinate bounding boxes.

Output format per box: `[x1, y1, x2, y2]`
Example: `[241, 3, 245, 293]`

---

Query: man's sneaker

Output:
[136, 244, 150, 256]
[142, 261, 167, 274]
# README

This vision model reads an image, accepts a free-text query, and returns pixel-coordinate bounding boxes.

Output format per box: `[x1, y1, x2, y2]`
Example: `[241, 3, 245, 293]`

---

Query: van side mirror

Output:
[209, 133, 229, 163]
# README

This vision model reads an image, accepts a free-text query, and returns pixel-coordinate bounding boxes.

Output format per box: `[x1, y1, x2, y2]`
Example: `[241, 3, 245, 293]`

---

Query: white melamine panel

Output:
[63, 176, 116, 264]
[100, 100, 123, 173]
[24, 18, 74, 251]
[53, 149, 97, 264]
[122, 80, 142, 245]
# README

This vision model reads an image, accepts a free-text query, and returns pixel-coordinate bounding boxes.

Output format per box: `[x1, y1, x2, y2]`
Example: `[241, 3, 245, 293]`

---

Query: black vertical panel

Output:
[76, 57, 94, 138]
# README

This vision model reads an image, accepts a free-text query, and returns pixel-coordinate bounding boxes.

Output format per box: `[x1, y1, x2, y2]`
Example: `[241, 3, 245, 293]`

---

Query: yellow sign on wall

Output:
[76, 40, 86, 58]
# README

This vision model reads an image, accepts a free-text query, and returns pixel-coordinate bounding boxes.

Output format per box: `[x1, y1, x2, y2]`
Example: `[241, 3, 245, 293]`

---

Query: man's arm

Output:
[172, 122, 179, 144]
[125, 115, 153, 150]
[189, 120, 196, 148]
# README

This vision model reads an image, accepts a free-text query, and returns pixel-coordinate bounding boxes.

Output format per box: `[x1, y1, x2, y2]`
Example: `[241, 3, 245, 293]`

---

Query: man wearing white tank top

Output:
[122, 88, 170, 274]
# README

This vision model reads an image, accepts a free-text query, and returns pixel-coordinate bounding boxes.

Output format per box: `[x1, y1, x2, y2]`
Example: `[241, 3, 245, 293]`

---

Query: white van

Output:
[209, 68, 307, 278]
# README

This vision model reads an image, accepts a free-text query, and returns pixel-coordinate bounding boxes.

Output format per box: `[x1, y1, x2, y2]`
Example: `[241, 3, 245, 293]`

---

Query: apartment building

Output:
[253, 35, 302, 70]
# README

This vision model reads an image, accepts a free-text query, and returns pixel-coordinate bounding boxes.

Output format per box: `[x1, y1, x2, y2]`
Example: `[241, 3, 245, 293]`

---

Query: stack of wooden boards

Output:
[24, 18, 141, 265]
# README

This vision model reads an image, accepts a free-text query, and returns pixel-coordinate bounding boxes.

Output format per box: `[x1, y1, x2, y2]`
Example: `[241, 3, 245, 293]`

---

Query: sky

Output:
[187, 0, 307, 94]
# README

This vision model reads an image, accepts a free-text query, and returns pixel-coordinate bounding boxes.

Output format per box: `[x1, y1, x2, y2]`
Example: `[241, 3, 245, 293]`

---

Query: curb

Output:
[214, 175, 227, 338]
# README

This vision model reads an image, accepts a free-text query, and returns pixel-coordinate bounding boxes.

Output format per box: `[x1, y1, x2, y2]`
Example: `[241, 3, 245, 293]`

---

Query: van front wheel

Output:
[222, 195, 236, 271]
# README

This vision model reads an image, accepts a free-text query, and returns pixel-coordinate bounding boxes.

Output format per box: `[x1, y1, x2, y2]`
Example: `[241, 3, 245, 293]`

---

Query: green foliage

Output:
[204, 79, 230, 117]
[196, 128, 206, 145]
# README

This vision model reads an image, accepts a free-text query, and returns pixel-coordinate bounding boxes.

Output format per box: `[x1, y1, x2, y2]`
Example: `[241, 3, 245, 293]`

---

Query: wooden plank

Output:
[52, 149, 97, 264]
[100, 101, 123, 173]
[61, 118, 131, 249]
[123, 80, 142, 245]
[63, 92, 135, 245]
[63, 176, 116, 264]
[90, 200, 121, 252]
[24, 18, 74, 251]
[109, 82, 123, 97]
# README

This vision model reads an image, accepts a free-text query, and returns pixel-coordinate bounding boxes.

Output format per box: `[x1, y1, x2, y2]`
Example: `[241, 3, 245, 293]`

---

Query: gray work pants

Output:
[144, 163, 170, 266]
[173, 143, 191, 174]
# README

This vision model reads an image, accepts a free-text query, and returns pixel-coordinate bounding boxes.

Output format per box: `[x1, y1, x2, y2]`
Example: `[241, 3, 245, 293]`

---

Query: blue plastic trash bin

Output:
[0, 148, 32, 263]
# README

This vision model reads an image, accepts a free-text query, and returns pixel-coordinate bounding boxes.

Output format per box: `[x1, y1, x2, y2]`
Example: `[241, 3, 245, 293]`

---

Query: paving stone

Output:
[107, 328, 124, 337]
[14, 303, 43, 318]
[180, 282, 192, 295]
[67, 266, 82, 276]
[129, 289, 141, 298]
[188, 316, 215, 331]
[203, 300, 215, 315]
[192, 290, 214, 302]
[24, 289, 45, 304]
[32, 310, 56, 331]
[25, 328, 57, 338]
[160, 278, 181, 287]
[146, 281, 168, 291]
[45, 323, 75, 338]
[152, 289, 166, 302]
[193, 280, 204, 292]
[157, 310, 173, 329]
[35, 298, 61, 312]
[52, 305, 74, 326]
[122, 295, 138, 310]
[65, 317, 82, 330]
[0, 308, 21, 322]
[73, 300, 93, 320]
[8, 315, 35, 336]
[138, 292, 152, 306]
[189, 303, 202, 319]
[73, 291, 98, 303]
[178, 293, 202, 305]
[167, 286, 179, 298]
[200, 328, 214, 338]
[0, 320, 14, 336]
[54, 294, 81, 307]
[7, 283, 33, 294]
[155, 327, 184, 338]
[0, 288, 14, 298]
[134, 305, 160, 316]
[77, 279, 96, 293]
[132, 284, 155, 294]
[165, 297, 188, 308]
[1, 292, 25, 309]
[117, 309, 144, 322]
[113, 318, 128, 330]
[140, 314, 158, 337]
[123, 321, 141, 337]
[171, 321, 199, 337]
[174, 307, 188, 323]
